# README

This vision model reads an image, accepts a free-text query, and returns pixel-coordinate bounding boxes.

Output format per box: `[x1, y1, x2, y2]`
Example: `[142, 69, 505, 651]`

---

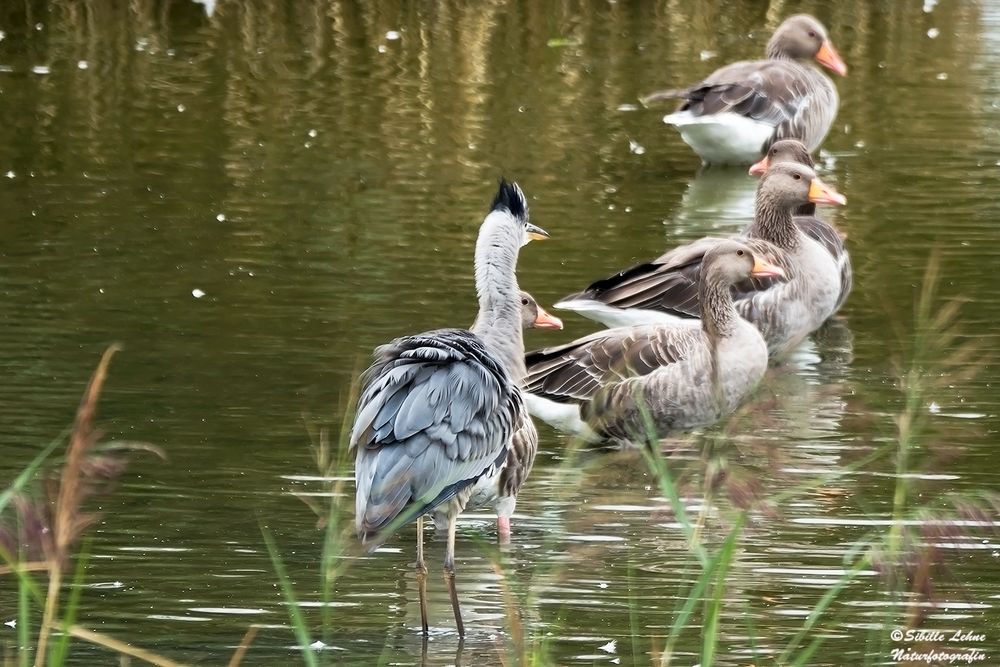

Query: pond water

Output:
[1, 0, 999, 665]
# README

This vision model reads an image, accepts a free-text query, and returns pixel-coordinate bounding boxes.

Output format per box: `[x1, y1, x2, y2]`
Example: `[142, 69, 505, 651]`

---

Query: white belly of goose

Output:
[663, 110, 776, 165]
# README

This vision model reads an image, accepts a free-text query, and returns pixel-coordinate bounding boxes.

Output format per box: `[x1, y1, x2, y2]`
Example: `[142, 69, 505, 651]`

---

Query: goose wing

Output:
[351, 328, 522, 543]
[523, 325, 701, 403]
[563, 237, 787, 319]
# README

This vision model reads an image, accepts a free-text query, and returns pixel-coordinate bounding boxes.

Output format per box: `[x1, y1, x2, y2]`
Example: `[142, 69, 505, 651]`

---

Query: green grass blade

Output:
[49, 543, 91, 666]
[259, 523, 318, 667]
[778, 549, 871, 664]
[0, 433, 65, 515]
[19, 560, 31, 667]
[700, 514, 745, 666]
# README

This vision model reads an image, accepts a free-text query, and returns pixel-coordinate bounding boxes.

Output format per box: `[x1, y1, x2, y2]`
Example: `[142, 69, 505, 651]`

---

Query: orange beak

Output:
[815, 40, 848, 76]
[807, 177, 847, 206]
[751, 256, 785, 279]
[748, 155, 770, 176]
[532, 305, 564, 330]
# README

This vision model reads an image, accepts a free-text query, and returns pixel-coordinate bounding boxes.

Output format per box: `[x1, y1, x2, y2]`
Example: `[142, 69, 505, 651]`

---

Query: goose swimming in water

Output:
[644, 14, 847, 165]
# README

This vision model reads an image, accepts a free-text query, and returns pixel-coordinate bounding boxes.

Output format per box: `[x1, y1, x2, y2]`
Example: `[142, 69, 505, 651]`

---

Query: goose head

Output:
[703, 240, 786, 286]
[749, 139, 814, 175]
[520, 291, 564, 330]
[767, 15, 848, 76]
[759, 162, 846, 209]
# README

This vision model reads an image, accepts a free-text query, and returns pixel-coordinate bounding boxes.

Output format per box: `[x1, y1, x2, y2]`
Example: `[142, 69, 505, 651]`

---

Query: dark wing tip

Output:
[490, 178, 528, 219]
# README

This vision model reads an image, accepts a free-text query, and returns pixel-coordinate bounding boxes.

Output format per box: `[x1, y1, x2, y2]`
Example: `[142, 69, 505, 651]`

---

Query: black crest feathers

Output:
[490, 179, 528, 219]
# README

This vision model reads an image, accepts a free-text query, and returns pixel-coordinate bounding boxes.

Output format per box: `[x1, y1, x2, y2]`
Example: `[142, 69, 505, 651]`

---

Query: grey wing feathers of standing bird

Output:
[351, 328, 522, 546]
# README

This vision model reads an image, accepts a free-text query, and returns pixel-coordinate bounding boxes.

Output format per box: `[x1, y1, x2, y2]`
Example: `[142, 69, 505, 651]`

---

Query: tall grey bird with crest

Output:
[350, 179, 547, 636]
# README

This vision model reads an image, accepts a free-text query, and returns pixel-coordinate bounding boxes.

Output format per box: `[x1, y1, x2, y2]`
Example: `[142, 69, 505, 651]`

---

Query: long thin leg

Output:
[497, 515, 512, 544]
[443, 515, 464, 636]
[416, 515, 429, 635]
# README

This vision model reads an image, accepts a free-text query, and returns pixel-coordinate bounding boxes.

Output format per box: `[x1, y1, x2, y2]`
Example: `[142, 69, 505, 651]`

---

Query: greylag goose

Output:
[452, 290, 562, 543]
[556, 163, 846, 357]
[523, 241, 783, 443]
[351, 180, 546, 635]
[749, 139, 852, 313]
[643, 14, 847, 165]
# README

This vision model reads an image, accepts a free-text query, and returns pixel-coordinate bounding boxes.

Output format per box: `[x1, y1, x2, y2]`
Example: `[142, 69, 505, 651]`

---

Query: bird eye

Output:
[793, 174, 801, 180]
[521, 298, 529, 305]
[808, 30, 817, 38]
[736, 249, 745, 256]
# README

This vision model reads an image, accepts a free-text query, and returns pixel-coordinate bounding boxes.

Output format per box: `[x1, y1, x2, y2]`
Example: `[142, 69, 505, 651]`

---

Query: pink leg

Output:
[497, 515, 512, 544]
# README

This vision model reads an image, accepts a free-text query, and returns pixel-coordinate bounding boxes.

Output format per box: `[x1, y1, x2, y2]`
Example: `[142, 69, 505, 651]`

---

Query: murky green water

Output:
[1, 0, 999, 664]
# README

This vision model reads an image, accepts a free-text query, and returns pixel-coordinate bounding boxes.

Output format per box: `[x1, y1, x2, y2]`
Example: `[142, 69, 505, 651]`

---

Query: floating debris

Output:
[599, 640, 617, 653]
[308, 129, 318, 138]
[628, 138, 645, 155]
[927, 28, 940, 39]
[617, 103, 639, 112]
[216, 213, 226, 222]
[923, 0, 938, 12]
[929, 401, 941, 414]
[546, 37, 582, 48]
[177, 104, 186, 112]
[385, 30, 401, 41]
[377, 45, 387, 54]
[936, 72, 949, 80]
[77, 60, 89, 70]
[4, 171, 14, 179]
[699, 50, 717, 61]
[192, 289, 206, 299]
[31, 65, 51, 75]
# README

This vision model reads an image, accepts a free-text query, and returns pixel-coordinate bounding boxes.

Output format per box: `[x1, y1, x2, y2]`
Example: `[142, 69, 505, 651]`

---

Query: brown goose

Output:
[644, 14, 847, 165]
[351, 180, 546, 636]
[749, 139, 852, 313]
[523, 241, 783, 443]
[457, 291, 562, 543]
[556, 163, 846, 358]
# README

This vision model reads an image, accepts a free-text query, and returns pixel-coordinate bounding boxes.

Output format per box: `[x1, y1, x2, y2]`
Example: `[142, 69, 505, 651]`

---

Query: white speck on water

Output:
[3, 619, 14, 628]
[304, 142, 312, 149]
[31, 65, 51, 75]
[99, 288, 105, 294]
[936, 72, 948, 80]
[617, 103, 639, 112]
[0, 31, 6, 41]
[611, 660, 620, 665]
[385, 30, 401, 41]
[135, 37, 149, 52]
[624, 206, 632, 213]
[177, 104, 186, 112]
[308, 129, 318, 138]
[518, 105, 525, 113]
[929, 401, 941, 414]
[598, 581, 609, 588]
[216, 213, 226, 222]
[35, 22, 44, 31]
[628, 138, 645, 155]
[599, 640, 617, 653]
[923, 0, 938, 12]
[309, 640, 327, 649]
[192, 289, 206, 299]
[77, 60, 89, 70]
[166, 48, 176, 57]
[377, 44, 387, 54]
[927, 28, 940, 39]
[699, 50, 716, 61]
[854, 140, 866, 149]
[4, 171, 15, 179]
[608, 204, 616, 211]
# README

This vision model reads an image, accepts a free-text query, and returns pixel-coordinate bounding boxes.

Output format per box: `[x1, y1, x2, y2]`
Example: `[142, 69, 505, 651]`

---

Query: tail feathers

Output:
[640, 88, 686, 106]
